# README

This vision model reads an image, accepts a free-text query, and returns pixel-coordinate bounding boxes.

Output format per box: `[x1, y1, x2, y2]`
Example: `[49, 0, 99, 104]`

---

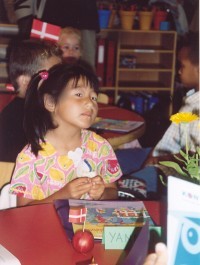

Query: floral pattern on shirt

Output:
[9, 130, 122, 200]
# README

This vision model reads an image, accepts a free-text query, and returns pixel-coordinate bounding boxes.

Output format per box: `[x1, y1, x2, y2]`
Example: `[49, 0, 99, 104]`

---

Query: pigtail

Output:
[24, 71, 49, 156]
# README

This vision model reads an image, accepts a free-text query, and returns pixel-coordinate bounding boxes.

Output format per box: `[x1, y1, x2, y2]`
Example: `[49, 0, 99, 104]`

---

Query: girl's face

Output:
[51, 77, 98, 130]
[59, 33, 81, 59]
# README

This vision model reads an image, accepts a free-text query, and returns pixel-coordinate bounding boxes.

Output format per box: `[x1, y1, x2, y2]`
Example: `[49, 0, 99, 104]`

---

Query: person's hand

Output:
[143, 243, 167, 265]
[88, 175, 105, 200]
[64, 177, 92, 199]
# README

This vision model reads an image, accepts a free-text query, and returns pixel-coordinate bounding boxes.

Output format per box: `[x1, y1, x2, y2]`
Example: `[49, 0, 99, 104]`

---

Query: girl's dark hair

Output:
[24, 59, 99, 156]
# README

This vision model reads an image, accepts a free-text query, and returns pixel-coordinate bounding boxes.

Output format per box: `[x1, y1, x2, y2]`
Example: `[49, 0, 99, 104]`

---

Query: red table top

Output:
[98, 104, 144, 122]
[97, 104, 145, 149]
[0, 201, 163, 265]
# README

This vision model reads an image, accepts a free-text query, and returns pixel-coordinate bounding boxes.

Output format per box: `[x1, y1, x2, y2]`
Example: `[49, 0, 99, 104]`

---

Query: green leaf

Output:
[174, 155, 187, 165]
[35, 158, 45, 166]
[159, 161, 188, 177]
[45, 158, 55, 171]
[159, 175, 167, 186]
[15, 165, 30, 179]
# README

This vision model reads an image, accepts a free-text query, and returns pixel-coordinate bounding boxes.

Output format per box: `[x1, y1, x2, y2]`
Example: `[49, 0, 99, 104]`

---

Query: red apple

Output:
[72, 230, 94, 253]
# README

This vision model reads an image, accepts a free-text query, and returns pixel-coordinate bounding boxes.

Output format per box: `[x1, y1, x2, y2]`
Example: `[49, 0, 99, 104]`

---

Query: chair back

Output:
[0, 161, 15, 189]
[0, 162, 16, 209]
[97, 93, 109, 104]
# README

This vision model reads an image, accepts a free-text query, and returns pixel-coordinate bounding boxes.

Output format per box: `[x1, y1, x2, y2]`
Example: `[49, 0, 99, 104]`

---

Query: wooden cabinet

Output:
[97, 29, 177, 116]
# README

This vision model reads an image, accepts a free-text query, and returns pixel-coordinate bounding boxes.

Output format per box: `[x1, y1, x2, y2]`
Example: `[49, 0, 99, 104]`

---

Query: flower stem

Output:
[185, 124, 189, 163]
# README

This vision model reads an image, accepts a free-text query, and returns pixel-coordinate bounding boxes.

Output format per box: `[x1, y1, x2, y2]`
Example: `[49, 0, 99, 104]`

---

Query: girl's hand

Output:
[64, 177, 92, 199]
[88, 175, 105, 200]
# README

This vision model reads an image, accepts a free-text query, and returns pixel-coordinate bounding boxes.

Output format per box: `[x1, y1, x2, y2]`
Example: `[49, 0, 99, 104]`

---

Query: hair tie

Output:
[39, 71, 49, 80]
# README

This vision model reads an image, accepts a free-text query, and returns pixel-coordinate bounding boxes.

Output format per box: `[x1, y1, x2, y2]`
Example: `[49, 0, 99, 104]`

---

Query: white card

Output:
[0, 245, 21, 265]
[167, 176, 200, 265]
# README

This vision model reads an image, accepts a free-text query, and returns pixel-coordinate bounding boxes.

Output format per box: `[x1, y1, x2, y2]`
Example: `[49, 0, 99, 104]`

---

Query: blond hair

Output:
[58, 27, 82, 46]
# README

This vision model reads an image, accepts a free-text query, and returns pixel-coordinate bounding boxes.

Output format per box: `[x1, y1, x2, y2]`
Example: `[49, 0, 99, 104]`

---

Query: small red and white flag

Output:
[69, 207, 87, 223]
[30, 19, 61, 42]
[5, 83, 15, 91]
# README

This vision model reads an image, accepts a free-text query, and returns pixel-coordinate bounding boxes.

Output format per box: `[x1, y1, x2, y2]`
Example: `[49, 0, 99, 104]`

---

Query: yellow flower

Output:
[170, 112, 199, 124]
[160, 112, 200, 184]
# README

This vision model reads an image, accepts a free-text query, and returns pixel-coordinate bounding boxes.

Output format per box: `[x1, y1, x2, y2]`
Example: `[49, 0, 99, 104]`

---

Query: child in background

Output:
[117, 33, 199, 199]
[9, 60, 122, 206]
[146, 33, 199, 166]
[0, 39, 62, 162]
[58, 27, 82, 61]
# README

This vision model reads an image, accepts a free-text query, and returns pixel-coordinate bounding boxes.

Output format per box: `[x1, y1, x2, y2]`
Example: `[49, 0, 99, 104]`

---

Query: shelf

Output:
[119, 64, 173, 71]
[96, 29, 177, 116]
[118, 80, 172, 89]
[100, 29, 176, 34]
[100, 87, 115, 91]
[120, 46, 174, 53]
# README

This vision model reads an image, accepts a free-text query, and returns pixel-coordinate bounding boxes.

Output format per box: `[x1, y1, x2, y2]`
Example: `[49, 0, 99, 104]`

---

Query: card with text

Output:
[103, 226, 162, 249]
[167, 176, 200, 265]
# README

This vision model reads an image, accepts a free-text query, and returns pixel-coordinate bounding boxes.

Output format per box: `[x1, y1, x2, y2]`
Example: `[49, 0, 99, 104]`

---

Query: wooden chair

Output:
[0, 162, 15, 189]
[0, 161, 16, 209]
[97, 93, 109, 104]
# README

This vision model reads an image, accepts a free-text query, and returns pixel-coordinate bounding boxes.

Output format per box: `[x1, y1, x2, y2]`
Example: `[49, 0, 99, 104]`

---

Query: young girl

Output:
[9, 60, 122, 206]
[58, 27, 82, 61]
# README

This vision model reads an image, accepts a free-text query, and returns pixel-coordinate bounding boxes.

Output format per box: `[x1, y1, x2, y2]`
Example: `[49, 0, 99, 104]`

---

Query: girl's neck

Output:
[45, 128, 82, 155]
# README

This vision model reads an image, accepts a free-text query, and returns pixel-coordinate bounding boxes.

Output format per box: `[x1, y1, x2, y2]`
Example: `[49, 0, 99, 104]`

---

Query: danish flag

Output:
[69, 207, 87, 223]
[30, 19, 61, 42]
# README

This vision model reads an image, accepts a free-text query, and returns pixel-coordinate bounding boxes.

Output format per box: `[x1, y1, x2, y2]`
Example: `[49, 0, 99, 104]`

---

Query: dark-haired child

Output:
[142, 34, 199, 184]
[148, 34, 199, 163]
[0, 39, 62, 162]
[9, 61, 122, 206]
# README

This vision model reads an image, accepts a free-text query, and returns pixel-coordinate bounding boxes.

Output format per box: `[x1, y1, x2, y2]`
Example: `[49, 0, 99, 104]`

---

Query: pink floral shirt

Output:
[9, 130, 122, 200]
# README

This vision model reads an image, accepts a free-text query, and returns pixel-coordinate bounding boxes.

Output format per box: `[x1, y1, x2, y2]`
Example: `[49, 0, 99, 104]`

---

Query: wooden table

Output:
[97, 104, 145, 150]
[0, 201, 162, 265]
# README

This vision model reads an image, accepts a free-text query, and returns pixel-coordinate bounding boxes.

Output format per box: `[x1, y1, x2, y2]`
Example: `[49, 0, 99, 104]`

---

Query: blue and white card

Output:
[167, 176, 200, 265]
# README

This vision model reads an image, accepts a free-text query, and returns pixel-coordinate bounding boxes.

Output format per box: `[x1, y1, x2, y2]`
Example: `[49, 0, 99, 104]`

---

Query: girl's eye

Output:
[75, 93, 82, 97]
[75, 46, 80, 51]
[91, 96, 97, 102]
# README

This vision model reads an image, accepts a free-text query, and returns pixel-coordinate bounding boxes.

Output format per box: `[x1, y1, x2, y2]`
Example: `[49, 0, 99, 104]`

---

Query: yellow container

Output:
[119, 10, 136, 30]
[139, 11, 153, 30]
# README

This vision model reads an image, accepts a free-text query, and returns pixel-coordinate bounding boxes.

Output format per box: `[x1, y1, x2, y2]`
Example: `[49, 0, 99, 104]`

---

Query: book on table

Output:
[54, 199, 154, 240]
[90, 118, 144, 133]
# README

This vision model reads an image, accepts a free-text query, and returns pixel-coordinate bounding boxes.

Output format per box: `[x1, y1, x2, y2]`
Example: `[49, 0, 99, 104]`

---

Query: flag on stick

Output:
[30, 19, 61, 42]
[69, 207, 87, 223]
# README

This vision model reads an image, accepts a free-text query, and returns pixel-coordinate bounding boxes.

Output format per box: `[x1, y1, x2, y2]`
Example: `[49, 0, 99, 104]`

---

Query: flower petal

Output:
[170, 112, 199, 124]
